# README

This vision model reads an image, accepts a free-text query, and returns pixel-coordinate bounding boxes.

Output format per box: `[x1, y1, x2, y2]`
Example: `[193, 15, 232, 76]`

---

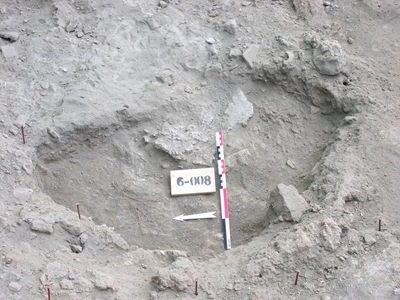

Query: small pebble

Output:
[364, 234, 376, 245]
[9, 282, 22, 292]
[205, 37, 215, 44]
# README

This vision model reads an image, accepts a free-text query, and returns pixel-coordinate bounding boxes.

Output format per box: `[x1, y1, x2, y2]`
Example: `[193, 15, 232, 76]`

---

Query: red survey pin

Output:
[21, 125, 26, 144]
[294, 270, 300, 285]
[76, 203, 81, 220]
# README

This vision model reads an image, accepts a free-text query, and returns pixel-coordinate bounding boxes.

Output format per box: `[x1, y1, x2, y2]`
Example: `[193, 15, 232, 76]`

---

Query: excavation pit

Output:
[35, 81, 344, 259]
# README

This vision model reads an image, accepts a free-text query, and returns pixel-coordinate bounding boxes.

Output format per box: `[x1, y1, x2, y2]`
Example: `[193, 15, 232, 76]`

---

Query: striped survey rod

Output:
[216, 131, 231, 250]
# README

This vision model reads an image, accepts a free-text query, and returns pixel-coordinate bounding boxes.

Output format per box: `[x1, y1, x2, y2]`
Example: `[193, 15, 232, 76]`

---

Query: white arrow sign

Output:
[173, 211, 216, 222]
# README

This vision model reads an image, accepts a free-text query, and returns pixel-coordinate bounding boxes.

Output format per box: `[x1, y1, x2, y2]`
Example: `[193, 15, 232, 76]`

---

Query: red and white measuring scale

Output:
[216, 131, 231, 250]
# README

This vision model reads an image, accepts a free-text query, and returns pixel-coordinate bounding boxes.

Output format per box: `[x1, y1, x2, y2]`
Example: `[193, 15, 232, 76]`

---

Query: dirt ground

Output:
[1, 0, 400, 299]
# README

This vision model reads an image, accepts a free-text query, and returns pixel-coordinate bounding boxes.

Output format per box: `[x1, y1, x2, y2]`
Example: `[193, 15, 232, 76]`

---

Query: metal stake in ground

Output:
[21, 125, 26, 144]
[294, 270, 300, 285]
[76, 203, 81, 220]
[46, 285, 51, 300]
[195, 278, 198, 295]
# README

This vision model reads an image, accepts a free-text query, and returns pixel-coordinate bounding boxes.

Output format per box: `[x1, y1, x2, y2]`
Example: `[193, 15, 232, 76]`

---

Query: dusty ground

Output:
[1, 0, 400, 299]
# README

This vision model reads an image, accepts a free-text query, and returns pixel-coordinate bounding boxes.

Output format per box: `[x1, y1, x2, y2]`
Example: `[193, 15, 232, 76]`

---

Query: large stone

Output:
[269, 184, 307, 222]
[224, 19, 237, 35]
[13, 187, 33, 202]
[313, 40, 345, 75]
[320, 218, 341, 251]
[151, 123, 212, 165]
[224, 89, 254, 129]
[152, 257, 194, 291]
[30, 218, 55, 233]
[242, 44, 259, 68]
[364, 234, 376, 246]
[291, 0, 322, 18]
[60, 216, 84, 236]
[0, 32, 19, 42]
[9, 282, 22, 292]
[93, 270, 114, 290]
[0, 45, 18, 59]
[44, 262, 69, 281]
[60, 279, 74, 290]
[226, 149, 250, 172]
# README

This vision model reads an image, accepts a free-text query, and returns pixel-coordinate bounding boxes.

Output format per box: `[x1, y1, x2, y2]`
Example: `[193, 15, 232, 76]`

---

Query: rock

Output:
[152, 257, 194, 291]
[320, 218, 341, 251]
[65, 20, 78, 32]
[159, 1, 168, 8]
[224, 19, 237, 35]
[364, 234, 376, 245]
[224, 89, 254, 129]
[152, 124, 212, 164]
[0, 32, 19, 42]
[273, 215, 284, 224]
[229, 47, 241, 58]
[269, 183, 307, 222]
[344, 116, 357, 124]
[272, 223, 318, 254]
[74, 277, 93, 292]
[285, 50, 295, 63]
[30, 218, 54, 233]
[242, 44, 259, 68]
[93, 224, 130, 250]
[83, 25, 92, 35]
[9, 282, 22, 292]
[41, 82, 50, 89]
[226, 149, 250, 171]
[0, 45, 18, 58]
[150, 291, 159, 300]
[70, 244, 83, 253]
[276, 35, 289, 46]
[310, 105, 320, 114]
[60, 216, 84, 236]
[60, 279, 74, 290]
[13, 188, 33, 201]
[80, 233, 88, 244]
[347, 37, 354, 44]
[205, 37, 215, 44]
[286, 159, 296, 169]
[112, 233, 130, 250]
[313, 40, 345, 75]
[204, 62, 223, 77]
[303, 31, 320, 48]
[93, 270, 114, 290]
[291, 0, 322, 18]
[14, 114, 30, 127]
[165, 250, 188, 260]
[47, 127, 60, 139]
[44, 262, 69, 282]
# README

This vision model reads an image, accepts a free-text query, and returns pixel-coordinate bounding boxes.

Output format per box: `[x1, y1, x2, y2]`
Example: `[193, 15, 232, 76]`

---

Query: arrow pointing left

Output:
[173, 211, 216, 221]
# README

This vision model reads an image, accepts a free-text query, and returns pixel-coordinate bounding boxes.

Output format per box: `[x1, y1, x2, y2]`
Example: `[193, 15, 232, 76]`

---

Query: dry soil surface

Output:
[1, 0, 400, 299]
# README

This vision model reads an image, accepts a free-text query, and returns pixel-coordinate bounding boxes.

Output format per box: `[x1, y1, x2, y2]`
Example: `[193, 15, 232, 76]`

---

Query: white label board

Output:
[170, 168, 216, 196]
